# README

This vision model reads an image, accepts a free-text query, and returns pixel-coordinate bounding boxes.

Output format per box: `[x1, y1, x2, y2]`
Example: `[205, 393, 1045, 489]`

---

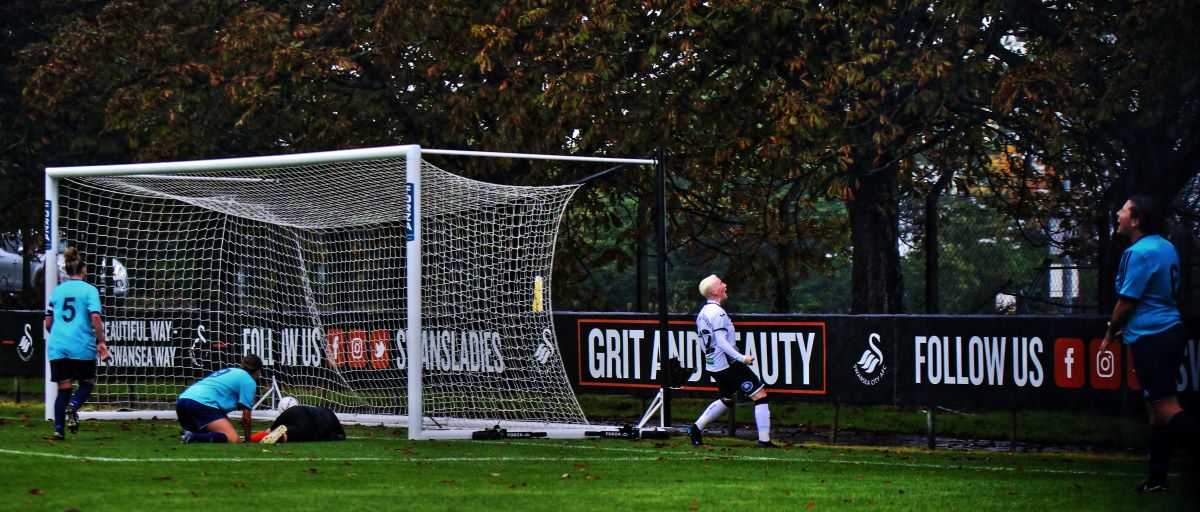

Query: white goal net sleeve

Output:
[48, 150, 588, 433]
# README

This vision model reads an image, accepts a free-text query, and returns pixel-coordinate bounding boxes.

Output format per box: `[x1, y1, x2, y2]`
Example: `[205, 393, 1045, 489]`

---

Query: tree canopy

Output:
[3, 1, 1197, 313]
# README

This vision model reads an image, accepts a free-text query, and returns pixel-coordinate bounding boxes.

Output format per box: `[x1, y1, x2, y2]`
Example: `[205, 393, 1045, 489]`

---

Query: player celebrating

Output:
[176, 354, 263, 444]
[44, 247, 109, 440]
[686, 275, 776, 448]
[1102, 195, 1200, 492]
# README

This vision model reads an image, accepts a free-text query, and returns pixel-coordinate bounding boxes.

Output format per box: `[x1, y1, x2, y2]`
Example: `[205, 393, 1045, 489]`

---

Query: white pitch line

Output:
[0, 445, 1148, 478]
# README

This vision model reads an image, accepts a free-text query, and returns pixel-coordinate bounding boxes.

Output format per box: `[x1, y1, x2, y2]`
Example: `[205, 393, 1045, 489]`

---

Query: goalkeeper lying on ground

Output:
[252, 404, 346, 444]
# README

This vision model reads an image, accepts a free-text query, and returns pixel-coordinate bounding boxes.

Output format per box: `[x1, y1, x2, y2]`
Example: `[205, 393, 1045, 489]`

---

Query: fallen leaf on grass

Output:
[28, 489, 43, 495]
[233, 483, 246, 488]
[561, 473, 570, 480]
[807, 502, 815, 509]
[153, 476, 172, 481]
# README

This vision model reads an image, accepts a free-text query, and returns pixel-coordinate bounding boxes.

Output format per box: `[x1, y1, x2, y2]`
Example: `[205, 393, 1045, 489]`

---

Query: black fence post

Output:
[830, 402, 840, 445]
[926, 406, 936, 450]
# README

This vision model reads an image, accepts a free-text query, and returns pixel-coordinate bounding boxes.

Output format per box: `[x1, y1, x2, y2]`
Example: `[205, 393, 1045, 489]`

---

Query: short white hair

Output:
[698, 274, 721, 298]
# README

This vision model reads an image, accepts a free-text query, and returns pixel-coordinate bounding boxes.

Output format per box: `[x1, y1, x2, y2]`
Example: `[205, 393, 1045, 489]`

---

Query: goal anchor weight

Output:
[470, 424, 548, 440]
[584, 423, 671, 440]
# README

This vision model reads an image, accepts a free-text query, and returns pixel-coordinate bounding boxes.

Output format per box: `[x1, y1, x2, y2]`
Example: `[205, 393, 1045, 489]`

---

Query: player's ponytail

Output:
[63, 247, 84, 276]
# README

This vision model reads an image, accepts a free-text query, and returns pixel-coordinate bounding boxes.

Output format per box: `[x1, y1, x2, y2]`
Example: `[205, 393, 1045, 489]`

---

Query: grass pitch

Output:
[1, 401, 1195, 511]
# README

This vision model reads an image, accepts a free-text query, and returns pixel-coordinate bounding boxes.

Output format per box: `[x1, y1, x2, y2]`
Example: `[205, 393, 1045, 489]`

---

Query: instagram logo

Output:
[1095, 349, 1115, 378]
[1088, 338, 1122, 389]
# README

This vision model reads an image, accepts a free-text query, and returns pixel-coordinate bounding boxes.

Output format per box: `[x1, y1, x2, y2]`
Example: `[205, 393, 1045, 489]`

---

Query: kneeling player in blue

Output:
[176, 354, 263, 444]
[687, 275, 776, 448]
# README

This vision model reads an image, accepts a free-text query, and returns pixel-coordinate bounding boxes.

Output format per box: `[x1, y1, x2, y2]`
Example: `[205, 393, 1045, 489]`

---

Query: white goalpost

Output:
[43, 145, 656, 439]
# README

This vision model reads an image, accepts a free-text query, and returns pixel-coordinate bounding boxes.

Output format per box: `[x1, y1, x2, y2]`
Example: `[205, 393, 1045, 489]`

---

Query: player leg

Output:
[176, 398, 237, 444]
[1151, 327, 1200, 461]
[750, 390, 775, 447]
[688, 370, 737, 446]
[66, 359, 98, 434]
[48, 359, 72, 439]
[739, 367, 775, 447]
[54, 380, 72, 438]
[1131, 328, 1185, 492]
[689, 398, 732, 446]
[260, 424, 288, 444]
[200, 418, 241, 443]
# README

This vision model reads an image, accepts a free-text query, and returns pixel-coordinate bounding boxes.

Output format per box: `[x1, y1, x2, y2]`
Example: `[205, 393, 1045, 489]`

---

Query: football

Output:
[277, 396, 299, 411]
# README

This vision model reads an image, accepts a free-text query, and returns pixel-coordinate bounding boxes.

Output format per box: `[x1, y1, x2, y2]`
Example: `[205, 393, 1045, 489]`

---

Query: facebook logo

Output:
[1054, 338, 1085, 389]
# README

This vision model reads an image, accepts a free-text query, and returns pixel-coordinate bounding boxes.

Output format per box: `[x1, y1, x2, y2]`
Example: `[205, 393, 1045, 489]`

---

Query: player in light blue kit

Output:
[1102, 195, 1200, 493]
[176, 354, 263, 444]
[44, 247, 109, 440]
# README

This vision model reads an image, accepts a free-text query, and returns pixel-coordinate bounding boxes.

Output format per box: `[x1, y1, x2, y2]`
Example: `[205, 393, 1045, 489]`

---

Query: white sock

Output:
[695, 400, 728, 429]
[755, 402, 771, 442]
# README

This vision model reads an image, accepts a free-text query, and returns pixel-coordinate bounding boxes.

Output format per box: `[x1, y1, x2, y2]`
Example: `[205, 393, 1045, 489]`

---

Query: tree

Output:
[987, 0, 1200, 310]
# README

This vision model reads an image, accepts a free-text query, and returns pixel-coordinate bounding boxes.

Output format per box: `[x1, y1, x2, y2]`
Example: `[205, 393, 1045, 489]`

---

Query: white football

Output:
[277, 396, 299, 411]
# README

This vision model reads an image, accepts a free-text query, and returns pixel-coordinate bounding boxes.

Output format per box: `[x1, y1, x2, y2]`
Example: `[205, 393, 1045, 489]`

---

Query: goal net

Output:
[43, 145, 633, 438]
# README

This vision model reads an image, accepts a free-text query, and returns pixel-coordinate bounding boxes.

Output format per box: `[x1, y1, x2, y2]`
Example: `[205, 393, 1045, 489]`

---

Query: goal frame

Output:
[43, 144, 656, 439]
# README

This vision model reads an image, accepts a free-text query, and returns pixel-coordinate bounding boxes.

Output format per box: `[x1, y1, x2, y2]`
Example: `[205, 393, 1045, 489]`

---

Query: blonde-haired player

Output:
[687, 275, 776, 448]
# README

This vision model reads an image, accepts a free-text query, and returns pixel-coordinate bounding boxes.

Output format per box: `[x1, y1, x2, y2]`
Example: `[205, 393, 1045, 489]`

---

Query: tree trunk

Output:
[848, 168, 905, 313]
[635, 198, 649, 312]
[924, 170, 954, 314]
[773, 242, 793, 313]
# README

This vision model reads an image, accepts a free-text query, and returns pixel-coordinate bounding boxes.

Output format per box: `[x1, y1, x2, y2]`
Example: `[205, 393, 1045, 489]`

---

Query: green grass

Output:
[1, 400, 1195, 511]
[580, 395, 1149, 449]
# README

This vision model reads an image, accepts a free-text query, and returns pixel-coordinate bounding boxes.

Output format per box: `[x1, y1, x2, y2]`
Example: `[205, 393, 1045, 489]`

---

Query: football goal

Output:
[43, 145, 656, 439]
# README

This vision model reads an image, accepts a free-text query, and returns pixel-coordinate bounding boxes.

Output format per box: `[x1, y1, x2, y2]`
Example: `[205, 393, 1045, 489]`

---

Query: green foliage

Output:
[3, 1, 1197, 313]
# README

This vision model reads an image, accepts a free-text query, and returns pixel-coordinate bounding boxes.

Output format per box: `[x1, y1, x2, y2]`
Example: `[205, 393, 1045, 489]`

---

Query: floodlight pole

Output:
[654, 147, 671, 427]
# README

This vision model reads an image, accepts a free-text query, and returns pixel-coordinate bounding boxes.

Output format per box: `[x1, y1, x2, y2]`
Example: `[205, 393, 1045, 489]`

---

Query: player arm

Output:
[91, 312, 109, 361]
[44, 311, 53, 332]
[712, 328, 750, 364]
[1102, 296, 1138, 349]
[239, 406, 253, 441]
[237, 376, 258, 441]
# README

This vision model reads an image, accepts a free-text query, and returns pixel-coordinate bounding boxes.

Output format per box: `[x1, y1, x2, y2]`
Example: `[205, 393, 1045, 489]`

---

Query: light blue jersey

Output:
[1116, 234, 1182, 343]
[46, 279, 103, 361]
[179, 368, 258, 413]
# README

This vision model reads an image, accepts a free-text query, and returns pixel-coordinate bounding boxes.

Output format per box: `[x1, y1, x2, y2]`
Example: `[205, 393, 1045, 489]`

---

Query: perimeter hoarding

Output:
[7, 309, 1198, 413]
[556, 312, 1200, 413]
